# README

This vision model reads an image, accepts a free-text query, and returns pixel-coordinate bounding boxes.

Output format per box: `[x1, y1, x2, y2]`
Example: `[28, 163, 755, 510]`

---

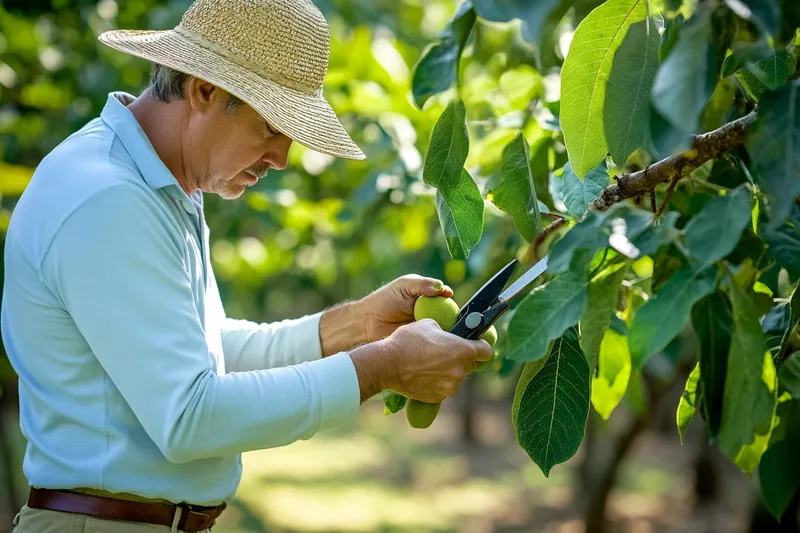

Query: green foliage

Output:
[560, 0, 661, 176]
[513, 327, 590, 476]
[411, 1, 476, 109]
[676, 363, 700, 443]
[491, 133, 543, 242]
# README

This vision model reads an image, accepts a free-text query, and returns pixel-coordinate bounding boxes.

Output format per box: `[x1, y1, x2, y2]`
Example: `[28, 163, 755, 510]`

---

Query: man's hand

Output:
[359, 274, 454, 342]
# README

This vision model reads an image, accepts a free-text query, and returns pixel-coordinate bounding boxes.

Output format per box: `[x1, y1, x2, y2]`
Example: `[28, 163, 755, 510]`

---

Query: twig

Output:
[524, 217, 566, 263]
[649, 188, 657, 213]
[541, 212, 565, 220]
[654, 177, 680, 218]
[591, 111, 757, 211]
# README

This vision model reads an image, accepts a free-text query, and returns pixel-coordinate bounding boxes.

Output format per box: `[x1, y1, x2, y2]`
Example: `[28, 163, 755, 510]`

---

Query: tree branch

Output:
[591, 111, 758, 212]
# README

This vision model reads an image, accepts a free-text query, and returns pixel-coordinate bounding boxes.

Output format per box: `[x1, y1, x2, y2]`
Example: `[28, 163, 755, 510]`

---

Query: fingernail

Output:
[433, 281, 443, 291]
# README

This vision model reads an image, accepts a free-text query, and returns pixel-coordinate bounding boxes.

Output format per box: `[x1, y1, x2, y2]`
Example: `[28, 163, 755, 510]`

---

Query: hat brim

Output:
[98, 29, 366, 160]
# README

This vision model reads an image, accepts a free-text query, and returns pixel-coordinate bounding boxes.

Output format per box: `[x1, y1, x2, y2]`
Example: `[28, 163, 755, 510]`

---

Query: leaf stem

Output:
[524, 217, 567, 263]
[654, 177, 680, 218]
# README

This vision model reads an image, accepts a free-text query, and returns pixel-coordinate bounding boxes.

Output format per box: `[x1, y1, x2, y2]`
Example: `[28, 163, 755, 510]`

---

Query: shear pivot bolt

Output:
[465, 312, 483, 329]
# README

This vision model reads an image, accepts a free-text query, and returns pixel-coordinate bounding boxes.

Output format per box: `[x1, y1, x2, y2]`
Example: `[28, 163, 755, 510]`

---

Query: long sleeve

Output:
[204, 267, 327, 372]
[42, 184, 361, 464]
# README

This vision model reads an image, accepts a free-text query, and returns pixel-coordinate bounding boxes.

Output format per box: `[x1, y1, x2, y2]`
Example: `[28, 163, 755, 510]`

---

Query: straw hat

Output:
[98, 0, 366, 160]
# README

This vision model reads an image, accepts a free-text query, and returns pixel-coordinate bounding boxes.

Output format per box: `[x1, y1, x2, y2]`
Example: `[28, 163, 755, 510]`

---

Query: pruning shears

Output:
[449, 255, 550, 340]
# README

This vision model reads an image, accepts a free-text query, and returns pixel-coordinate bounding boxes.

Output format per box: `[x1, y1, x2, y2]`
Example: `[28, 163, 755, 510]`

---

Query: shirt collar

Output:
[100, 92, 182, 192]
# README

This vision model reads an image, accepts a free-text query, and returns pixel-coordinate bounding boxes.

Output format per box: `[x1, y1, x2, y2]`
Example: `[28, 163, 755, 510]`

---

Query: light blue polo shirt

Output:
[1, 92, 361, 506]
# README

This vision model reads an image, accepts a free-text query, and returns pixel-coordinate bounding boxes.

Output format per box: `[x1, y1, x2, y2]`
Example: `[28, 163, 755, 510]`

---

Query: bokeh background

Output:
[0, 1, 785, 532]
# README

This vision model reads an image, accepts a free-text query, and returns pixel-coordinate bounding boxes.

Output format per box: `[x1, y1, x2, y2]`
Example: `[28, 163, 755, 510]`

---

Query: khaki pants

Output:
[12, 504, 211, 533]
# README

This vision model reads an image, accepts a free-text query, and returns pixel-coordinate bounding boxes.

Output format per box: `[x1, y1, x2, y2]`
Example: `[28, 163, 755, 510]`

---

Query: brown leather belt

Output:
[27, 487, 226, 532]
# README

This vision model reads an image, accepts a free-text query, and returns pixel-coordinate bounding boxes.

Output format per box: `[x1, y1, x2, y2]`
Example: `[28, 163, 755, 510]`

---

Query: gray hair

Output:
[148, 63, 243, 115]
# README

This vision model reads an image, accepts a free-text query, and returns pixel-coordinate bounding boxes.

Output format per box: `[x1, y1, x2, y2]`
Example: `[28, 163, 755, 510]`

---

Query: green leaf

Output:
[682, 186, 753, 267]
[474, 0, 562, 57]
[435, 174, 484, 260]
[718, 282, 777, 464]
[779, 353, 800, 398]
[411, 1, 476, 109]
[492, 133, 544, 242]
[743, 51, 797, 91]
[581, 263, 629, 373]
[512, 356, 549, 424]
[562, 160, 609, 218]
[560, 0, 660, 176]
[652, 7, 720, 136]
[629, 265, 717, 368]
[549, 204, 652, 274]
[382, 390, 408, 415]
[747, 80, 800, 229]
[424, 100, 470, 190]
[676, 363, 701, 444]
[592, 328, 632, 420]
[759, 438, 800, 521]
[507, 271, 589, 362]
[424, 100, 484, 259]
[763, 204, 800, 282]
[549, 211, 610, 274]
[514, 327, 591, 477]
[691, 291, 733, 439]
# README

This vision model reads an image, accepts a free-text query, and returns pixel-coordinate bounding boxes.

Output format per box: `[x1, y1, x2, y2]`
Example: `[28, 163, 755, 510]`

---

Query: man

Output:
[0, 0, 493, 532]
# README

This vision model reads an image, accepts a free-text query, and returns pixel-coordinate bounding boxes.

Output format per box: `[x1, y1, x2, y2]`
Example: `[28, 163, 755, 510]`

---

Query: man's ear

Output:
[186, 77, 220, 113]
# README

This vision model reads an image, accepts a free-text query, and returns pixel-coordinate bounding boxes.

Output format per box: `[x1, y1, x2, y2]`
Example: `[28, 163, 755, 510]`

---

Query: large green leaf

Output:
[682, 186, 752, 267]
[677, 363, 701, 444]
[759, 438, 800, 521]
[718, 283, 777, 463]
[492, 133, 544, 242]
[691, 291, 733, 439]
[474, 0, 562, 57]
[652, 8, 720, 136]
[423, 99, 469, 190]
[763, 204, 800, 282]
[435, 177, 484, 259]
[778, 287, 800, 368]
[562, 160, 609, 218]
[549, 204, 653, 274]
[424, 100, 483, 258]
[747, 80, 800, 229]
[382, 390, 408, 415]
[507, 271, 589, 362]
[629, 265, 717, 368]
[738, 51, 797, 93]
[548, 211, 610, 274]
[514, 327, 591, 476]
[560, 0, 660, 176]
[580, 262, 629, 373]
[592, 328, 631, 420]
[411, 1, 476, 109]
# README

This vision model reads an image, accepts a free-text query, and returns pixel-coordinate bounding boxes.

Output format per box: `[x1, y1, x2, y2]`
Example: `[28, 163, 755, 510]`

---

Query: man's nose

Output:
[265, 134, 293, 170]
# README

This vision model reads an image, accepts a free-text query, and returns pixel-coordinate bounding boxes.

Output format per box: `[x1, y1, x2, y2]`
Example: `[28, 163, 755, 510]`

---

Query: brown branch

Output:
[591, 111, 758, 212]
[649, 188, 657, 213]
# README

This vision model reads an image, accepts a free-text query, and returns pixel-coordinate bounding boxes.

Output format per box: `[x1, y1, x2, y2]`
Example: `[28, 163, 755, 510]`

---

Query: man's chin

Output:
[218, 185, 247, 200]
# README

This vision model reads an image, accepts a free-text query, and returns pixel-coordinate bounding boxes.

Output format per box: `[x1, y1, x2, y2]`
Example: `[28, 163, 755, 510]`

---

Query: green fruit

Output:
[406, 399, 441, 429]
[407, 295, 460, 429]
[473, 326, 498, 372]
[414, 295, 460, 331]
[481, 325, 497, 347]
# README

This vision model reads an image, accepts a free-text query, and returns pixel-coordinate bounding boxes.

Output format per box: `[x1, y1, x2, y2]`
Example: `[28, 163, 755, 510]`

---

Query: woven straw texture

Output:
[98, 0, 365, 160]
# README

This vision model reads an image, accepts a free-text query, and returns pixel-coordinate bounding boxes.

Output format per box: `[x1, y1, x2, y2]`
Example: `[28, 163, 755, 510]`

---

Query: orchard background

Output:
[1, 0, 799, 532]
